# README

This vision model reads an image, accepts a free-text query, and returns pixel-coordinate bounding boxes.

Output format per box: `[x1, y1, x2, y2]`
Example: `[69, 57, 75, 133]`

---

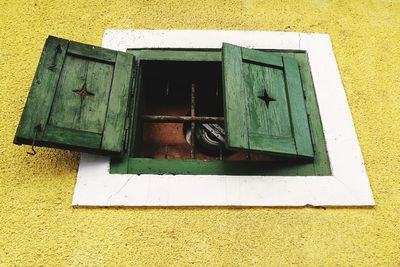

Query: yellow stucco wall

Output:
[1, 0, 399, 266]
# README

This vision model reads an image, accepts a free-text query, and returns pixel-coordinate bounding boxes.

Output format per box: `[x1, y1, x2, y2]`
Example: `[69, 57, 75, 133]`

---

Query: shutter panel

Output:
[222, 43, 314, 159]
[14, 36, 135, 155]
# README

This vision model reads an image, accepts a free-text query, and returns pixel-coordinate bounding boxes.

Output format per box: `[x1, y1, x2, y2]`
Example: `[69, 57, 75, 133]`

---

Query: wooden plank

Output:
[128, 49, 221, 62]
[127, 60, 142, 157]
[101, 52, 134, 152]
[15, 36, 69, 142]
[283, 56, 314, 158]
[48, 54, 87, 131]
[42, 125, 102, 149]
[222, 43, 249, 150]
[294, 53, 331, 175]
[248, 134, 297, 155]
[126, 158, 315, 176]
[48, 54, 114, 134]
[242, 47, 283, 67]
[242, 61, 293, 152]
[223, 45, 311, 159]
[81, 60, 115, 131]
[15, 36, 137, 155]
[68, 41, 117, 63]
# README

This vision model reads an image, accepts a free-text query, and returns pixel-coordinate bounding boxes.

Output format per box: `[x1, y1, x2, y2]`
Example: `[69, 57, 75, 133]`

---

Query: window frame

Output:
[109, 49, 330, 176]
[72, 30, 374, 207]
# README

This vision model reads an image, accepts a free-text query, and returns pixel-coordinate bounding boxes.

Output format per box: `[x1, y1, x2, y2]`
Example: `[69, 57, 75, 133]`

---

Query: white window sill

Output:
[72, 30, 374, 207]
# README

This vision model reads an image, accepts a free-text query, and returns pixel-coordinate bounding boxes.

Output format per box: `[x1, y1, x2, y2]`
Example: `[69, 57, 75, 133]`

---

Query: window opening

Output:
[134, 61, 277, 162]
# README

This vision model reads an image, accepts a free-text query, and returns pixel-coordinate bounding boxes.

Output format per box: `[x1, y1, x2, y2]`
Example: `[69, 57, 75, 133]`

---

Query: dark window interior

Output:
[133, 61, 277, 161]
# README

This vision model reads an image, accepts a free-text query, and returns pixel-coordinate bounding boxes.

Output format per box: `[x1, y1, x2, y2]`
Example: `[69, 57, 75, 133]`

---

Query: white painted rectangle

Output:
[72, 30, 374, 207]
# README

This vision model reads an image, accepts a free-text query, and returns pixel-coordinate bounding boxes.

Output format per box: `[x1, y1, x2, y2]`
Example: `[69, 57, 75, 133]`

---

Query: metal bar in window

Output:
[191, 82, 196, 159]
[141, 115, 224, 123]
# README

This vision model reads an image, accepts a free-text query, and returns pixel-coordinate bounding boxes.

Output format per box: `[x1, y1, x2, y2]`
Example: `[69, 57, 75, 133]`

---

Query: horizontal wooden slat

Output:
[248, 133, 297, 155]
[242, 47, 283, 68]
[125, 158, 314, 176]
[42, 125, 102, 149]
[68, 41, 117, 63]
[128, 50, 221, 61]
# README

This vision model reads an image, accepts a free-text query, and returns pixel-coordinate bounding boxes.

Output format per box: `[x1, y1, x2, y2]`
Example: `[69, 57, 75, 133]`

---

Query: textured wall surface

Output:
[1, 0, 399, 266]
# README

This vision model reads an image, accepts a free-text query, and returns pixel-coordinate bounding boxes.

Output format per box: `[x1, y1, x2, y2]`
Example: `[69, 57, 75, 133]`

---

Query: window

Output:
[111, 48, 330, 176]
[15, 37, 330, 176]
[16, 30, 374, 206]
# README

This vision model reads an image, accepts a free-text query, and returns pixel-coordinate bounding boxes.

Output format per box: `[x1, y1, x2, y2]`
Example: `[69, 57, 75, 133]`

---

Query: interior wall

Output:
[1, 0, 399, 265]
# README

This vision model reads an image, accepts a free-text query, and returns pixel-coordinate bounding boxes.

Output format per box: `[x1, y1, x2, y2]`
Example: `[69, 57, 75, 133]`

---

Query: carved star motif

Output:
[73, 82, 94, 103]
[258, 89, 275, 108]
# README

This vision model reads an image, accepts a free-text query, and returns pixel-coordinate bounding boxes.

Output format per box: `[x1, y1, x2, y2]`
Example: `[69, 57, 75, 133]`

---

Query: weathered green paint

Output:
[242, 60, 295, 153]
[283, 57, 314, 158]
[292, 53, 331, 175]
[14, 36, 135, 155]
[242, 47, 283, 67]
[42, 125, 102, 149]
[222, 43, 249, 150]
[68, 41, 117, 63]
[128, 49, 221, 62]
[124, 158, 315, 176]
[127, 60, 143, 158]
[222, 43, 314, 159]
[48, 54, 114, 134]
[15, 36, 69, 143]
[101, 52, 135, 153]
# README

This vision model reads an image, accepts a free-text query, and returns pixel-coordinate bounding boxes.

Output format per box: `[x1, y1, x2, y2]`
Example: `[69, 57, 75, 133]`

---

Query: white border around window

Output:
[72, 30, 374, 207]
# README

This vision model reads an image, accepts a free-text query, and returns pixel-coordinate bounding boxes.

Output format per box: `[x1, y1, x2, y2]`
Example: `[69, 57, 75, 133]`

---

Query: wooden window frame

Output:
[72, 30, 374, 207]
[109, 49, 330, 176]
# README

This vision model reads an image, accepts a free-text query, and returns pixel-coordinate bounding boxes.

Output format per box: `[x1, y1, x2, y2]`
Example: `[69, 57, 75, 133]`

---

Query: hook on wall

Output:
[27, 124, 42, 156]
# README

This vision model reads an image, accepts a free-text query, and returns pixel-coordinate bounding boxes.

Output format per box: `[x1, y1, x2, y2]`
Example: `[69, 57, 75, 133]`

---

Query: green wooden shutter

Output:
[222, 43, 314, 159]
[14, 36, 135, 155]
